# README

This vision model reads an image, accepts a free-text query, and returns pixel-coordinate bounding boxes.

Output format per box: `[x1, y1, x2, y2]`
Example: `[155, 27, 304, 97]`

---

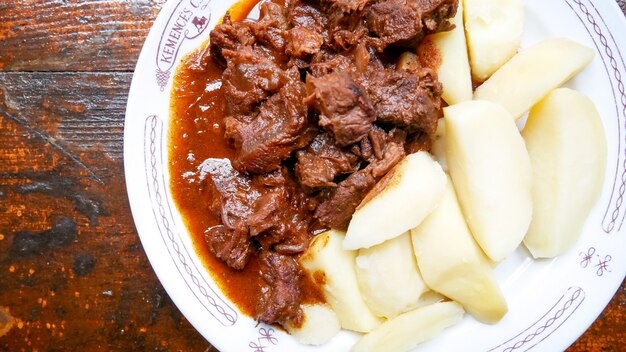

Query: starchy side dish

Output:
[168, 0, 607, 350]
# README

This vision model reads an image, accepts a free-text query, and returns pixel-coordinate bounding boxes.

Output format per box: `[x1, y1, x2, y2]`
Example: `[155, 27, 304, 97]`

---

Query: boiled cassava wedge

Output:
[411, 179, 507, 323]
[300, 230, 381, 333]
[431, 120, 448, 172]
[428, 0, 473, 104]
[474, 39, 595, 119]
[356, 232, 428, 319]
[522, 88, 607, 258]
[445, 100, 532, 262]
[344, 151, 446, 250]
[285, 304, 341, 346]
[464, 0, 524, 82]
[351, 302, 464, 352]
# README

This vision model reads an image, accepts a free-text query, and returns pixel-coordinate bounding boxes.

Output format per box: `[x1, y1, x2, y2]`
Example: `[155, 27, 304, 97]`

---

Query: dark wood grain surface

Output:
[0, 1, 624, 351]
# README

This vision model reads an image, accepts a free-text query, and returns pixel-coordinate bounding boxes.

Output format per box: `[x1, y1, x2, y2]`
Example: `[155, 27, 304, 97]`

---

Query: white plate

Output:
[124, 1, 626, 351]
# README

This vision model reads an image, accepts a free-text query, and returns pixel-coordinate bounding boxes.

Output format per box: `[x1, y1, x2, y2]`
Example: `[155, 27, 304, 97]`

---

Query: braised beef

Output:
[251, 1, 289, 53]
[295, 133, 360, 188]
[201, 0, 456, 327]
[365, 67, 442, 134]
[231, 70, 316, 173]
[209, 14, 255, 65]
[313, 127, 406, 229]
[248, 171, 312, 254]
[324, 0, 371, 13]
[406, 130, 433, 154]
[202, 159, 260, 269]
[286, 27, 324, 58]
[205, 225, 254, 270]
[366, 0, 458, 50]
[288, 1, 328, 30]
[313, 168, 376, 230]
[221, 46, 287, 118]
[256, 251, 302, 325]
[366, 0, 423, 49]
[309, 50, 354, 77]
[370, 128, 407, 178]
[305, 71, 376, 146]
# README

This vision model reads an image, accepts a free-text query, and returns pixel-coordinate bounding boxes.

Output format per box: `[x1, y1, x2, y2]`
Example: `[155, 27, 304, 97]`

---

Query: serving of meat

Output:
[174, 0, 457, 328]
[295, 133, 360, 188]
[256, 251, 303, 325]
[305, 71, 376, 146]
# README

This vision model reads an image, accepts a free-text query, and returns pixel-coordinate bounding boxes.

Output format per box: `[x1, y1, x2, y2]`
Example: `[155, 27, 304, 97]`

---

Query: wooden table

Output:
[0, 1, 624, 351]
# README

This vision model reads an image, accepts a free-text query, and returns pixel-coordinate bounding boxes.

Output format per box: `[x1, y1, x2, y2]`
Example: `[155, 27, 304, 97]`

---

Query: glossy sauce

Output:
[168, 0, 324, 318]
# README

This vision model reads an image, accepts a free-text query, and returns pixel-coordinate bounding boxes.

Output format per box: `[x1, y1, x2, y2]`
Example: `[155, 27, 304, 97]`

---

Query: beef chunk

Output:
[406, 130, 433, 154]
[288, 0, 328, 31]
[309, 50, 354, 77]
[366, 0, 457, 50]
[314, 168, 377, 230]
[330, 25, 368, 51]
[205, 225, 253, 270]
[232, 73, 316, 174]
[370, 128, 407, 177]
[251, 1, 289, 52]
[295, 133, 360, 188]
[366, 0, 423, 49]
[210, 14, 255, 64]
[221, 46, 288, 117]
[256, 251, 302, 325]
[324, 0, 371, 13]
[255, 168, 287, 187]
[366, 67, 442, 134]
[357, 125, 388, 163]
[203, 159, 260, 269]
[418, 0, 458, 32]
[248, 189, 291, 239]
[305, 71, 376, 146]
[247, 186, 311, 254]
[286, 27, 324, 58]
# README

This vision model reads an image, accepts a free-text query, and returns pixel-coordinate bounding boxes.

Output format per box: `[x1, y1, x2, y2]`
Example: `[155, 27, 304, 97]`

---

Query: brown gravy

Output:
[168, 0, 324, 318]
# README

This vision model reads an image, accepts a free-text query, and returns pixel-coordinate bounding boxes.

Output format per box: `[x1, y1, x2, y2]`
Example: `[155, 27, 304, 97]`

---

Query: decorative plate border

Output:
[143, 114, 238, 326]
[488, 287, 585, 352]
[565, 0, 626, 233]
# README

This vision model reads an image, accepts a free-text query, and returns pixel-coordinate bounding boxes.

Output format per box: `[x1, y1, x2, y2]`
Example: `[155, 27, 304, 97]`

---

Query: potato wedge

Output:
[464, 0, 524, 82]
[411, 179, 507, 323]
[300, 230, 382, 333]
[474, 39, 595, 119]
[427, 0, 473, 104]
[356, 232, 428, 319]
[351, 302, 464, 352]
[285, 304, 341, 346]
[344, 151, 446, 250]
[445, 100, 532, 262]
[431, 120, 447, 172]
[522, 89, 607, 258]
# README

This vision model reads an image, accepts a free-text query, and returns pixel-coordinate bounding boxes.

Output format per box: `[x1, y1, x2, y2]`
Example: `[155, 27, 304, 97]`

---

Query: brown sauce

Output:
[168, 0, 324, 318]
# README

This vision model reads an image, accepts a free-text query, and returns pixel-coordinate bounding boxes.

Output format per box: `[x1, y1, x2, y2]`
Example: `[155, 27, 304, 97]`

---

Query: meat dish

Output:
[169, 0, 458, 329]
